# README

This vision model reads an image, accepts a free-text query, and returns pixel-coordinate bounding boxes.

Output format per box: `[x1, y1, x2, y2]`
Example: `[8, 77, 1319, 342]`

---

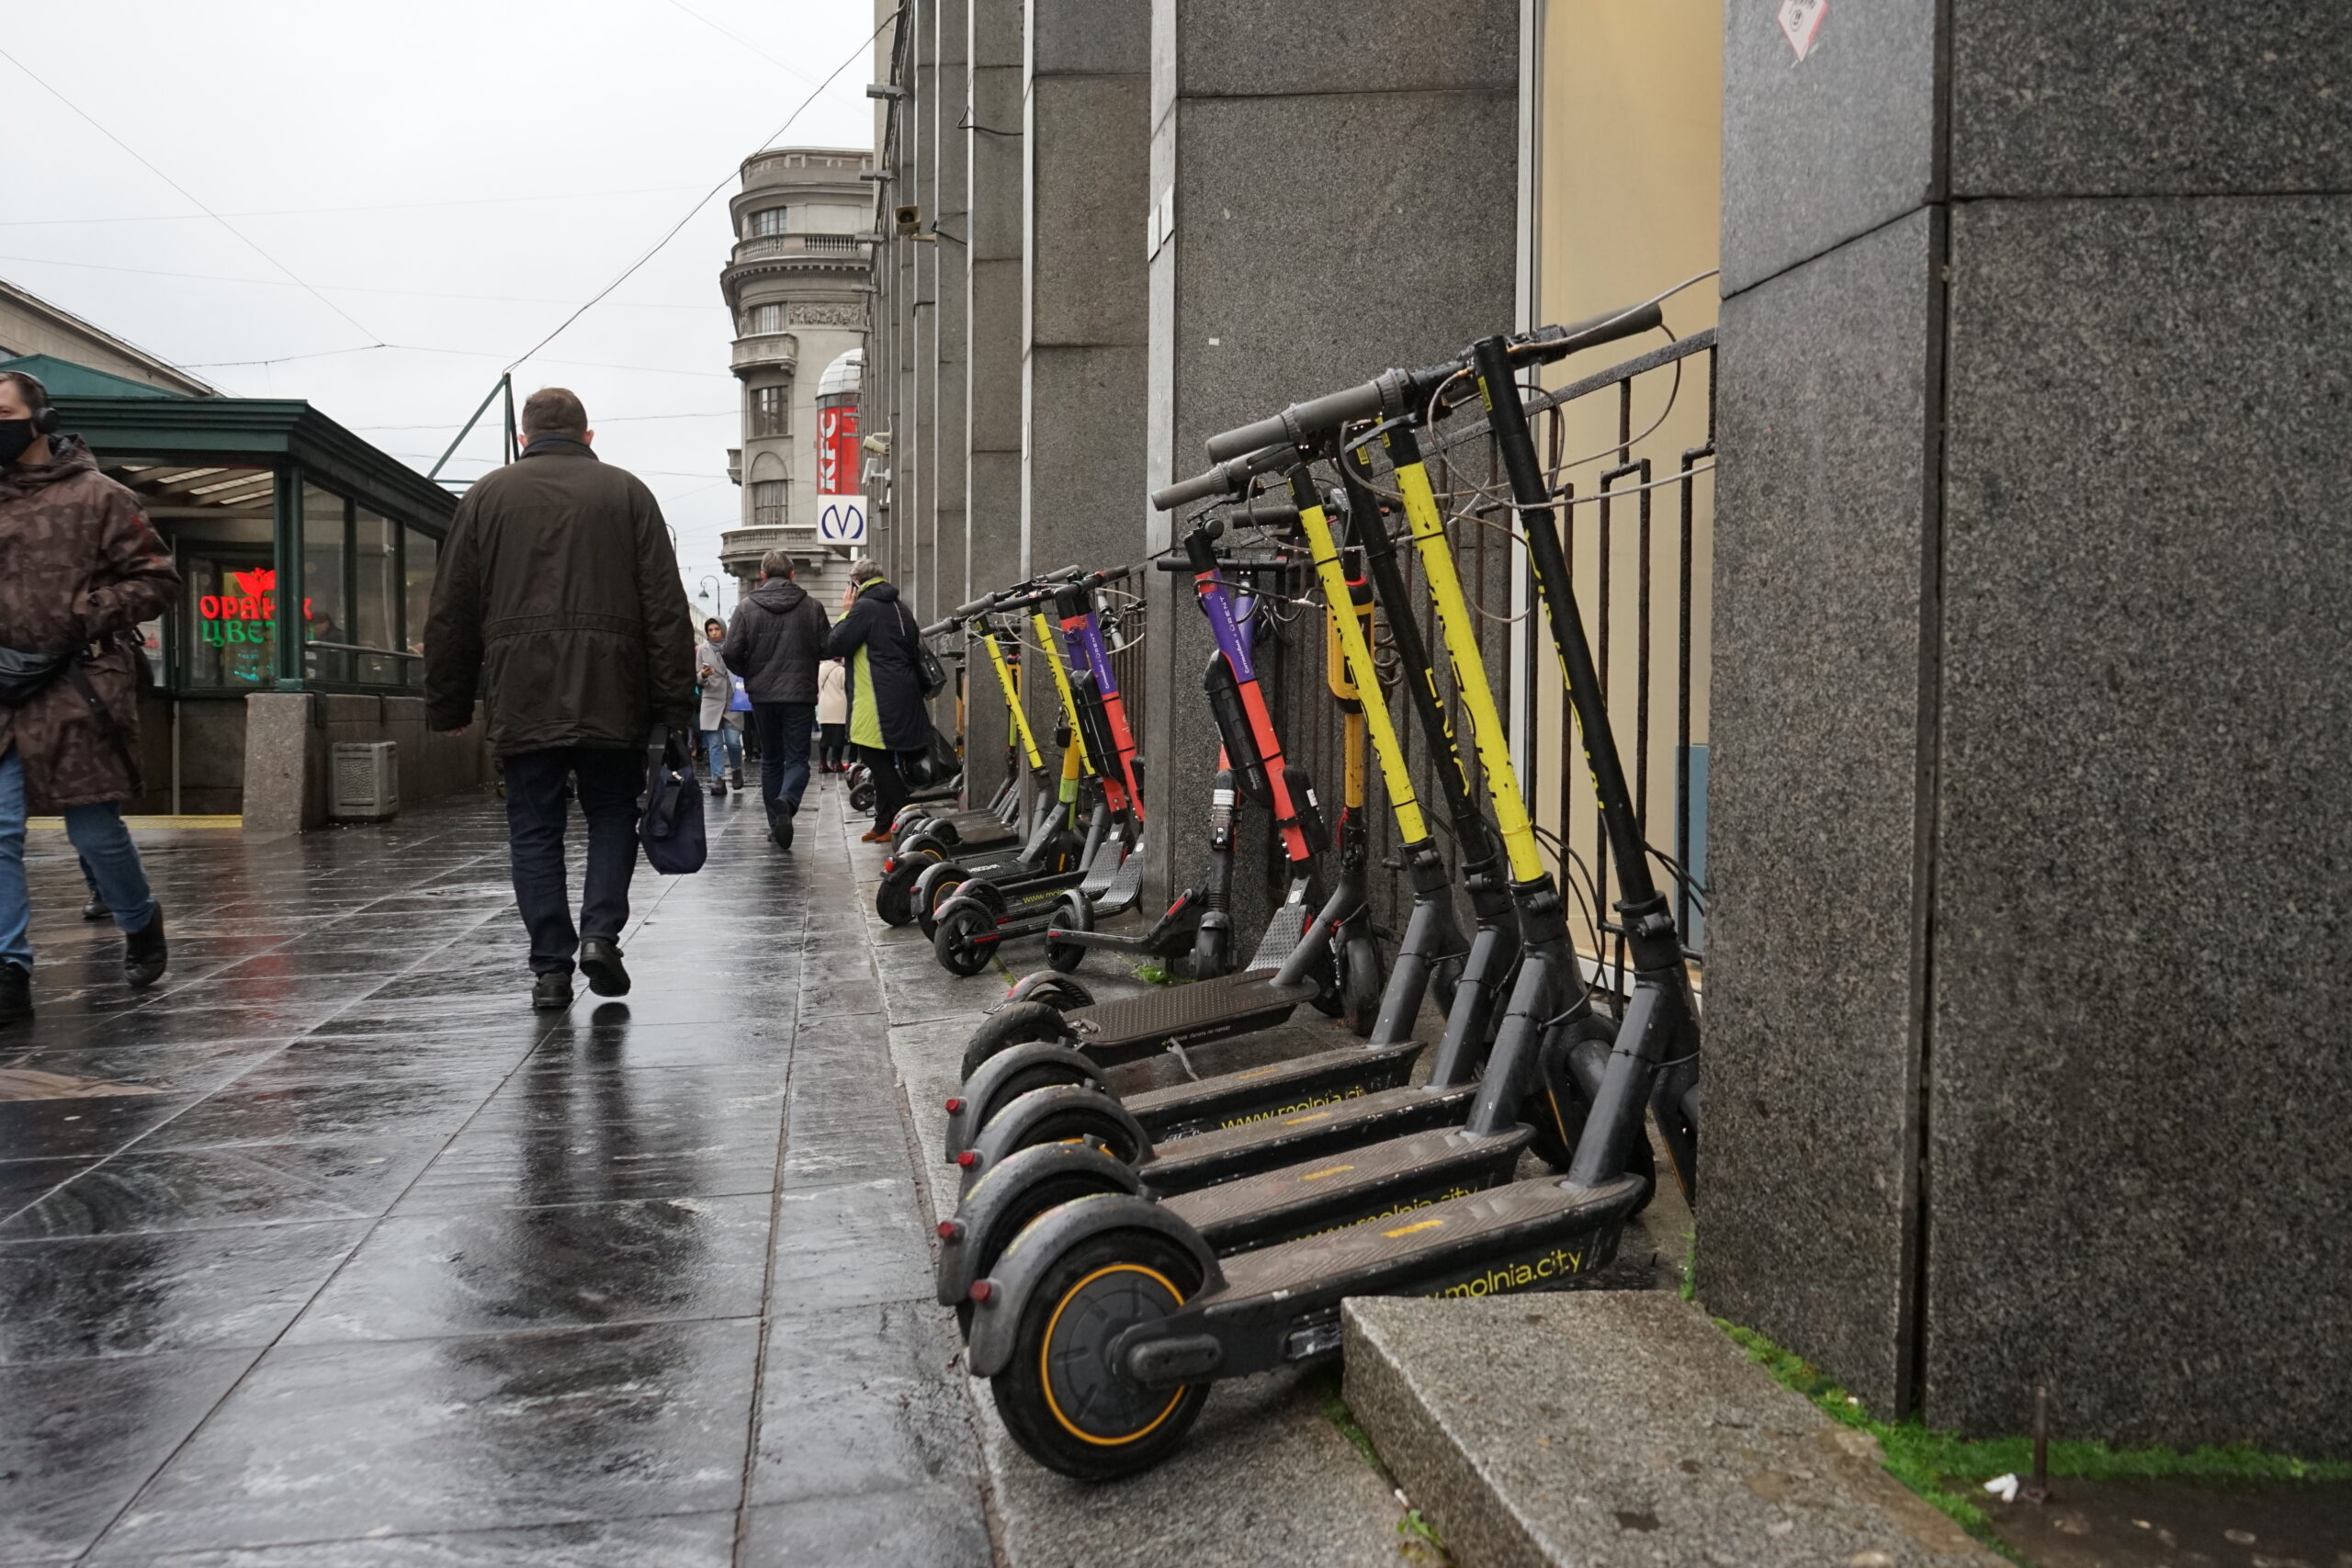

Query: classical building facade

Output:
[718, 145, 873, 613]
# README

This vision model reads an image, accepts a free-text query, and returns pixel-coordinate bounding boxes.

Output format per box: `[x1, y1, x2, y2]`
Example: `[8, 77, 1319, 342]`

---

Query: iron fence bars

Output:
[1419, 328, 1716, 988]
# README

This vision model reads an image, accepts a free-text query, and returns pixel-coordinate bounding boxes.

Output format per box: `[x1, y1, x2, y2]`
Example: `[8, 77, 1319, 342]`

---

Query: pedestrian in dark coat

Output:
[0, 371, 179, 1022]
[722, 549, 831, 850]
[424, 387, 696, 1010]
[825, 558, 929, 840]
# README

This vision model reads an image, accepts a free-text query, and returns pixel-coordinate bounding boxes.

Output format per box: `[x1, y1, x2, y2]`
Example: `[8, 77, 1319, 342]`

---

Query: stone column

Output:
[1021, 0, 1150, 791]
[1699, 0, 2352, 1454]
[962, 0, 1025, 800]
[910, 0, 941, 618]
[926, 0, 970, 632]
[1140, 0, 1520, 915]
[887, 5, 922, 591]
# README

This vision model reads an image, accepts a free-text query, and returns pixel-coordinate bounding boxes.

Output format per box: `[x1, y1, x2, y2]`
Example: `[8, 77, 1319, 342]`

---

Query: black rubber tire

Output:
[934, 903, 997, 977]
[1305, 943, 1345, 1019]
[961, 1003, 1078, 1078]
[1009, 975, 1095, 1012]
[916, 868, 970, 942]
[851, 780, 875, 814]
[1522, 1016, 1656, 1212]
[990, 1230, 1210, 1481]
[972, 1059, 1097, 1127]
[1339, 934, 1384, 1039]
[876, 852, 939, 928]
[952, 1166, 1136, 1338]
[1043, 892, 1091, 975]
[994, 1098, 1148, 1167]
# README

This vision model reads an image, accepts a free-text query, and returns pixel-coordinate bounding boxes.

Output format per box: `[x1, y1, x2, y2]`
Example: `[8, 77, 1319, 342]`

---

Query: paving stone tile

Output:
[768, 1179, 931, 1313]
[77, 1512, 738, 1566]
[0, 1348, 258, 1562]
[96, 1321, 762, 1557]
[0, 1138, 447, 1240]
[283, 1194, 771, 1343]
[738, 1485, 989, 1568]
[751, 1300, 980, 1506]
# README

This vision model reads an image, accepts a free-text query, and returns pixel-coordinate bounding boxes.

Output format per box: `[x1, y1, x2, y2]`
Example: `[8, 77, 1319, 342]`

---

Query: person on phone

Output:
[694, 618, 743, 798]
[424, 387, 695, 1011]
[825, 558, 928, 842]
[0, 371, 178, 1025]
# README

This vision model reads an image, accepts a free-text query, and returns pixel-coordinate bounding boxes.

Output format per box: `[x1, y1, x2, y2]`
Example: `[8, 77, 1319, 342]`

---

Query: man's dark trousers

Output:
[503, 747, 642, 975]
[751, 701, 815, 828]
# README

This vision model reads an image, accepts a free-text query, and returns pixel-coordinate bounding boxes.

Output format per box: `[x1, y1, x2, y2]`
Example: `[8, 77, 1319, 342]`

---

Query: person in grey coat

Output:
[695, 618, 743, 798]
[722, 550, 831, 850]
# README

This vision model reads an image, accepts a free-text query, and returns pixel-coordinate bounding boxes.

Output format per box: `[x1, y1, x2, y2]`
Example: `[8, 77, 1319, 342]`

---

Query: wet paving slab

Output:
[0, 781, 990, 1566]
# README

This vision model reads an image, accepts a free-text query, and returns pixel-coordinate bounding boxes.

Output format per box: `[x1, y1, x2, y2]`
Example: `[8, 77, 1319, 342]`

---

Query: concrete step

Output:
[1343, 1293, 2004, 1568]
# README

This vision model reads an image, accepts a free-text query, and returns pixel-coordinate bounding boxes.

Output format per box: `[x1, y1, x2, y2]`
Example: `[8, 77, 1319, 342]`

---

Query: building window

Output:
[403, 526, 437, 688]
[744, 302, 785, 335]
[353, 508, 400, 685]
[750, 206, 788, 237]
[752, 480, 786, 527]
[752, 386, 787, 437]
[302, 483, 350, 684]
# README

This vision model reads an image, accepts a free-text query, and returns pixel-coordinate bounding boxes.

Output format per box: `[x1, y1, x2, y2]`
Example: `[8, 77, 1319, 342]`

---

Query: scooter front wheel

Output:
[990, 1230, 1210, 1481]
[934, 903, 998, 977]
[1042, 891, 1092, 976]
[876, 852, 940, 927]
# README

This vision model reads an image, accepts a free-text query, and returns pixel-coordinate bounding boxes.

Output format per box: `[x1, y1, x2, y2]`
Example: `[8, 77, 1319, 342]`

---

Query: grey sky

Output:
[0, 0, 878, 619]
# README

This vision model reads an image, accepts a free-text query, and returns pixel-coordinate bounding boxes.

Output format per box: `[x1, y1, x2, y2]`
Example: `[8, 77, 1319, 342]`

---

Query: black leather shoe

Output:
[532, 971, 574, 1011]
[578, 937, 630, 998]
[772, 812, 795, 851]
[708, 778, 727, 798]
[0, 964, 30, 1026]
[82, 894, 109, 921]
[729, 768, 745, 790]
[122, 907, 167, 989]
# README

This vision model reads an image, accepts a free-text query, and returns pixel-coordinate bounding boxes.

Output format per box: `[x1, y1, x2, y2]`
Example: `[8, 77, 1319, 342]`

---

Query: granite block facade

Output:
[1707, 0, 2352, 1454]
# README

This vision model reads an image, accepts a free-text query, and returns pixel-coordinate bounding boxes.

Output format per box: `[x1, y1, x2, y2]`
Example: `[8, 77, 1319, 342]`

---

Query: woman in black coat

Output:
[825, 558, 931, 840]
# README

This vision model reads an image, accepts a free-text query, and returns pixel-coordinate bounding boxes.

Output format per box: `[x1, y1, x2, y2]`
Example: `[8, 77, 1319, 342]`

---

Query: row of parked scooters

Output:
[860, 302, 1704, 1480]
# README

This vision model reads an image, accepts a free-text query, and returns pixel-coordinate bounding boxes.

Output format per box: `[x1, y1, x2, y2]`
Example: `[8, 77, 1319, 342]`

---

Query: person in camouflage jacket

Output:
[0, 371, 180, 1023]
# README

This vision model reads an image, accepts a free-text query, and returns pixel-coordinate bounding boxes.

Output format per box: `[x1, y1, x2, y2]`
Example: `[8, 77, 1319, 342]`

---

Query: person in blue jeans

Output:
[721, 550, 831, 852]
[0, 369, 179, 1024]
[694, 618, 744, 797]
[424, 388, 697, 1011]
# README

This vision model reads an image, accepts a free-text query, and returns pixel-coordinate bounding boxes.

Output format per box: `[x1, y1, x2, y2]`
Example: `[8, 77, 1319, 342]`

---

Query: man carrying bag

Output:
[426, 389, 696, 1012]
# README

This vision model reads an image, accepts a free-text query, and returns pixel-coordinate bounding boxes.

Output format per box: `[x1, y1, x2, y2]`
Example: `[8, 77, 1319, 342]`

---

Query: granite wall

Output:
[1139, 0, 1519, 915]
[1700, 0, 2352, 1453]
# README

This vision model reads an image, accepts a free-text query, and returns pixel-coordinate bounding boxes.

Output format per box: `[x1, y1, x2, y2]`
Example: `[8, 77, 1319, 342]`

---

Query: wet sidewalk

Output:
[0, 778, 989, 1566]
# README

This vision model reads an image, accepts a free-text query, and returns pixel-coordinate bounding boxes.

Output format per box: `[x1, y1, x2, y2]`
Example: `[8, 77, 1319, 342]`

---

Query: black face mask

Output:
[0, 420, 37, 468]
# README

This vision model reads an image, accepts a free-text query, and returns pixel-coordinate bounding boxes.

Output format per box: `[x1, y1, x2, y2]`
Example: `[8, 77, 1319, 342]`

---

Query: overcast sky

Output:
[0, 0, 879, 618]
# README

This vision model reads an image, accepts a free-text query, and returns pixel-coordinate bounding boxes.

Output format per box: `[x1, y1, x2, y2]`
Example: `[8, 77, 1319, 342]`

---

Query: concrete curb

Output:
[1343, 1293, 2005, 1568]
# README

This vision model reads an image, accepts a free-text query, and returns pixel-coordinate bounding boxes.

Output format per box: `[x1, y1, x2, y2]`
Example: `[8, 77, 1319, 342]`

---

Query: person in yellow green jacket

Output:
[824, 558, 930, 840]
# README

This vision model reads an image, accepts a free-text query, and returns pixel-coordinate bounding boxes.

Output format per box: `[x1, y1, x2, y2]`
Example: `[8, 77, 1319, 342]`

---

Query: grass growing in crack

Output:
[1719, 1321, 2352, 1552]
[1307, 1364, 1383, 1472]
[1133, 961, 1181, 987]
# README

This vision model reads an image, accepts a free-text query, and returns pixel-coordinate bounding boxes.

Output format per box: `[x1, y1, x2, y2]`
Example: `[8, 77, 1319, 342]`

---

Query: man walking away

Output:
[425, 387, 695, 1011]
[722, 550, 829, 851]
[816, 658, 847, 773]
[0, 371, 178, 1024]
[826, 558, 929, 842]
[695, 618, 743, 798]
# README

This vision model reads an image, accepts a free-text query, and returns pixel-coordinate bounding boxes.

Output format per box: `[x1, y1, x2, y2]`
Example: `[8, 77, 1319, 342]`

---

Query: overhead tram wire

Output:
[0, 43, 384, 355]
[498, 6, 900, 378]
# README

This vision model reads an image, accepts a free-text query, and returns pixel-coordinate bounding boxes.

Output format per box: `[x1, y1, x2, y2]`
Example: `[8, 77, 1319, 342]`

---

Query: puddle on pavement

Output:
[1984, 1476, 2352, 1567]
[0, 1068, 166, 1101]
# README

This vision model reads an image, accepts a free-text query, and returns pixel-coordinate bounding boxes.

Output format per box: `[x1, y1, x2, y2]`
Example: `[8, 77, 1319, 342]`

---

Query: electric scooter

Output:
[926, 570, 1150, 971]
[962, 308, 1695, 1482]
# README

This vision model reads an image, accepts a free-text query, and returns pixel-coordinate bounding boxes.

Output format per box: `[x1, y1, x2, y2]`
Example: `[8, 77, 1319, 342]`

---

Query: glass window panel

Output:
[745, 302, 785, 334]
[404, 526, 438, 689]
[752, 386, 787, 437]
[302, 482, 349, 684]
[752, 480, 785, 527]
[353, 508, 399, 685]
[750, 206, 788, 236]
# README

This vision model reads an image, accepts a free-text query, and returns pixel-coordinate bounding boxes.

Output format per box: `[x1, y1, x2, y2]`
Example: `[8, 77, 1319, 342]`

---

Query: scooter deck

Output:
[1207, 1172, 1644, 1319]
[1063, 969, 1317, 1066]
[1123, 1040, 1426, 1142]
[917, 814, 1019, 852]
[1162, 1124, 1531, 1255]
[1138, 1079, 1480, 1195]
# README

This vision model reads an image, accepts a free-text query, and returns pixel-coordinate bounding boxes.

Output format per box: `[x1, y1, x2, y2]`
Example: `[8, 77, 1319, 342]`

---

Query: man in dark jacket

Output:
[825, 558, 931, 841]
[0, 371, 179, 1023]
[426, 388, 695, 1010]
[722, 549, 830, 850]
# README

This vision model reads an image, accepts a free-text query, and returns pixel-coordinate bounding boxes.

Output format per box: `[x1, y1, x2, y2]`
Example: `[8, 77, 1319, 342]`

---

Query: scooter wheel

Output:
[1305, 943, 1346, 1019]
[934, 903, 998, 977]
[876, 852, 939, 928]
[916, 868, 970, 942]
[1339, 934, 1384, 1039]
[991, 1230, 1210, 1481]
[1043, 891, 1091, 975]
[851, 781, 876, 813]
[1523, 1016, 1657, 1212]
[961, 1002, 1076, 1078]
[953, 1162, 1134, 1338]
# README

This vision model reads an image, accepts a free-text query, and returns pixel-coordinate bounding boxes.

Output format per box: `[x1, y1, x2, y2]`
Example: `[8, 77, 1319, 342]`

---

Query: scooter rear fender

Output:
[937, 1141, 1141, 1308]
[946, 1042, 1103, 1156]
[964, 1193, 1224, 1378]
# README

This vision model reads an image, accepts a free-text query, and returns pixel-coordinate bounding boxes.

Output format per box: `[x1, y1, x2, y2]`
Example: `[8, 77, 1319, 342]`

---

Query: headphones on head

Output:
[5, 372, 59, 435]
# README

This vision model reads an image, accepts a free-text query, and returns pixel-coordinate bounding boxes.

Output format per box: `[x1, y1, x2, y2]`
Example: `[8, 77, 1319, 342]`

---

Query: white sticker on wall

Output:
[1778, 0, 1826, 62]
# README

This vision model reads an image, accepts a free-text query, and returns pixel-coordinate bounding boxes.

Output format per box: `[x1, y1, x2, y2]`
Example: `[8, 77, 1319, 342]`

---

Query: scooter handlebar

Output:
[1150, 443, 1292, 511]
[1200, 299, 1667, 460]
